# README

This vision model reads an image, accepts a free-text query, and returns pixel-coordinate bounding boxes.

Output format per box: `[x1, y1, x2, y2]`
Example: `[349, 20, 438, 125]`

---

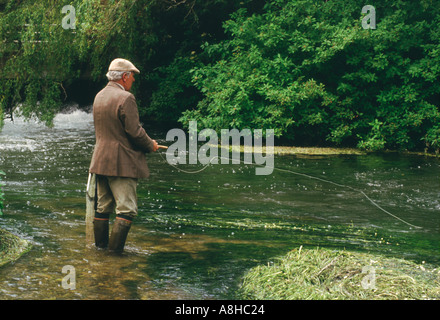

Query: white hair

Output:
[106, 70, 131, 81]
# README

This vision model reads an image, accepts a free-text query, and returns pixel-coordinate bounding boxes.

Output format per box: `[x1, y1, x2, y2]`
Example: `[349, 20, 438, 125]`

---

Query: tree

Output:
[0, 0, 264, 126]
[180, 0, 440, 151]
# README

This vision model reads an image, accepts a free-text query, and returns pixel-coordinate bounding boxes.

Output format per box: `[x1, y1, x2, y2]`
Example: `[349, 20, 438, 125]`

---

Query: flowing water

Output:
[0, 107, 439, 300]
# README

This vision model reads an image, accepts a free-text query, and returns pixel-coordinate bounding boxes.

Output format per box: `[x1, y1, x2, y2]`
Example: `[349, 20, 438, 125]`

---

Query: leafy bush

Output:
[0, 0, 262, 125]
[0, 0, 187, 122]
[180, 0, 440, 152]
[147, 53, 204, 123]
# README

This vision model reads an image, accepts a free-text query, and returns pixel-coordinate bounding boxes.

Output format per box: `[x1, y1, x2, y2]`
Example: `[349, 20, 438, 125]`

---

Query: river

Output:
[0, 107, 439, 299]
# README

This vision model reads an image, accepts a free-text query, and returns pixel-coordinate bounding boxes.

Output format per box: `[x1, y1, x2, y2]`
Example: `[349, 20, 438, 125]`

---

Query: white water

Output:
[0, 105, 94, 152]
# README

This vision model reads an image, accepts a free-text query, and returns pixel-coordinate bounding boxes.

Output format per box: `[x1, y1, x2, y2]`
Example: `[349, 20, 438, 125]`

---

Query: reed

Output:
[239, 246, 440, 300]
[0, 228, 32, 268]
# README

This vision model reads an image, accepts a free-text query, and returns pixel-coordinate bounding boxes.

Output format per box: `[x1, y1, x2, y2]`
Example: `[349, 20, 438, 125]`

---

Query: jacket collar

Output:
[107, 81, 125, 91]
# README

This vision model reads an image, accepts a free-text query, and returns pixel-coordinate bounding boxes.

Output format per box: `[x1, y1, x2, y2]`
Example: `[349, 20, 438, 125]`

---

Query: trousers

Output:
[96, 175, 138, 219]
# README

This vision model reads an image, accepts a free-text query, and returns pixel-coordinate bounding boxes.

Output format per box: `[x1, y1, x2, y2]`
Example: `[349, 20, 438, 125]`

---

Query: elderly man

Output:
[89, 58, 158, 254]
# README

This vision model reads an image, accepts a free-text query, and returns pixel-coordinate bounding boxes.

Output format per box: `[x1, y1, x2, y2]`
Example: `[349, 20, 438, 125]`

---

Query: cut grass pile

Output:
[0, 228, 32, 268]
[215, 144, 366, 156]
[239, 246, 440, 300]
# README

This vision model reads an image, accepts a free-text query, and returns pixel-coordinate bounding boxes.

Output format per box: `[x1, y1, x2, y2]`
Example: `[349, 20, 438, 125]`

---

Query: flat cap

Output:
[108, 58, 140, 74]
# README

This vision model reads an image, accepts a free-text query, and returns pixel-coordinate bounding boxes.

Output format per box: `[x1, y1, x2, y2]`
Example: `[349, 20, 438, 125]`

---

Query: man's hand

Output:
[152, 139, 159, 152]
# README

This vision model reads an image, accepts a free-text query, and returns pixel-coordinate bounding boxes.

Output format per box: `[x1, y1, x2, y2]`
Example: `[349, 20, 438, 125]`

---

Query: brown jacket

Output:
[89, 82, 155, 179]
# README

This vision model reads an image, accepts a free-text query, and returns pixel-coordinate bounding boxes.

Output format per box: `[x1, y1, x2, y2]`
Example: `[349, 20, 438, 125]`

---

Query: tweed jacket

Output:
[89, 82, 155, 179]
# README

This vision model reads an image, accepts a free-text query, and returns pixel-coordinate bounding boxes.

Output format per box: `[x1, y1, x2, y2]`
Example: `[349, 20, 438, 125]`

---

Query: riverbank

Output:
[0, 228, 32, 268]
[239, 246, 440, 300]
[215, 144, 440, 157]
[212, 144, 365, 156]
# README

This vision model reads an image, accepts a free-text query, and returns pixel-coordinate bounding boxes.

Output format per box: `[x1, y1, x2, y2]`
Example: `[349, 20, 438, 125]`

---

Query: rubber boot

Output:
[93, 212, 110, 249]
[108, 216, 132, 254]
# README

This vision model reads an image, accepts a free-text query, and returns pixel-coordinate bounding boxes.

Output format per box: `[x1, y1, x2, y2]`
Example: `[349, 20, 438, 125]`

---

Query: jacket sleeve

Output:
[119, 94, 155, 153]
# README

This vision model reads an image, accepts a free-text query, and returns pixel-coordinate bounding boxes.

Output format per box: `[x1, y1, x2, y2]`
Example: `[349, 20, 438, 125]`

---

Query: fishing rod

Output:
[156, 149, 423, 230]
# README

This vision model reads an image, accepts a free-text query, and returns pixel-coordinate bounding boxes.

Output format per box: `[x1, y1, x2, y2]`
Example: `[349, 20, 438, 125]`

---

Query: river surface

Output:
[0, 108, 439, 299]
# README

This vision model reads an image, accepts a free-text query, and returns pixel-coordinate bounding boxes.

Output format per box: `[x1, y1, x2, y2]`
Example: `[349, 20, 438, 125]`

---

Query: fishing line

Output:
[157, 150, 423, 229]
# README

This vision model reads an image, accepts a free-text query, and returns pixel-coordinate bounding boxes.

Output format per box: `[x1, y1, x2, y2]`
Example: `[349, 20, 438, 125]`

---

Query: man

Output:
[89, 58, 158, 254]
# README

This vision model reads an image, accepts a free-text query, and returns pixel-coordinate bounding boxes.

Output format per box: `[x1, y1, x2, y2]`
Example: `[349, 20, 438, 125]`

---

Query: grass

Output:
[0, 228, 32, 268]
[212, 143, 440, 157]
[213, 144, 366, 156]
[239, 246, 440, 300]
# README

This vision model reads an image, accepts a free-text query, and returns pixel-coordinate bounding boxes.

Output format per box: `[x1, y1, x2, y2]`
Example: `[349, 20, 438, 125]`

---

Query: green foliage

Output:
[142, 0, 264, 122]
[180, 0, 440, 152]
[1, 0, 80, 124]
[0, 0, 260, 124]
[148, 53, 203, 123]
[0, 0, 169, 123]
